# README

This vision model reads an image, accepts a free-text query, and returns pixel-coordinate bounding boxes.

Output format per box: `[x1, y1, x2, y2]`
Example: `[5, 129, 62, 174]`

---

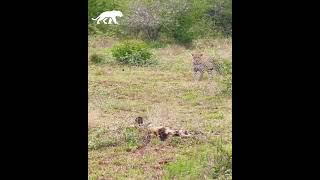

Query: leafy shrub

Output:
[123, 127, 143, 151]
[111, 40, 153, 65]
[171, 15, 195, 44]
[90, 53, 105, 64]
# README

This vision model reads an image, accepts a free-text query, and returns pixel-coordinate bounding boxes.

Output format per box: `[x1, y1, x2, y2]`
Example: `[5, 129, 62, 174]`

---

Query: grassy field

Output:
[88, 36, 232, 180]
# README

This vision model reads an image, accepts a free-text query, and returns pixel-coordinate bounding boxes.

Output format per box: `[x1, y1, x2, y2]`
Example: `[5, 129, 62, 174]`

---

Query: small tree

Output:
[123, 0, 190, 41]
[123, 1, 161, 40]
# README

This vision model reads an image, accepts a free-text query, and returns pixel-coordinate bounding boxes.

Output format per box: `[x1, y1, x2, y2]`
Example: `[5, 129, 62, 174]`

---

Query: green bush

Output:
[111, 40, 153, 65]
[158, 2, 196, 45]
[88, 0, 231, 40]
[172, 16, 195, 44]
[123, 127, 144, 151]
[90, 53, 104, 64]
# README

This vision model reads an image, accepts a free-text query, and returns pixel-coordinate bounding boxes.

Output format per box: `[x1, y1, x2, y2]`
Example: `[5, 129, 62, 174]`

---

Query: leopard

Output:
[191, 53, 223, 81]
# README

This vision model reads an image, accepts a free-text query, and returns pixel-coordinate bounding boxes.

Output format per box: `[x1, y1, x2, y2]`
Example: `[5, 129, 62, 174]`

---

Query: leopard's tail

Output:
[91, 15, 101, 21]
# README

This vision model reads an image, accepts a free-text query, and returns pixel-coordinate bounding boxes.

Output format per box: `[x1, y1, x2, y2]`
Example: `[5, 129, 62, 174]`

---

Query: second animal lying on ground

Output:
[134, 117, 191, 141]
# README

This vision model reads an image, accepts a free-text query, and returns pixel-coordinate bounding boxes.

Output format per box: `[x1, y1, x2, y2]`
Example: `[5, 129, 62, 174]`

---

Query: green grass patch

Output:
[164, 144, 213, 180]
[181, 91, 199, 101]
[88, 128, 118, 150]
[164, 141, 232, 180]
[205, 111, 224, 120]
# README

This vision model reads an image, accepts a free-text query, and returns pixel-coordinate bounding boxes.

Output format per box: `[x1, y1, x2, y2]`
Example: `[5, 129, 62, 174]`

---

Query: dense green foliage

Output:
[89, 0, 232, 43]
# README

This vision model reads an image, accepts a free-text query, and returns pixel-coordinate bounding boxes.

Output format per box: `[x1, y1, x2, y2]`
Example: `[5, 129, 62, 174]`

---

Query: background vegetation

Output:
[89, 0, 232, 41]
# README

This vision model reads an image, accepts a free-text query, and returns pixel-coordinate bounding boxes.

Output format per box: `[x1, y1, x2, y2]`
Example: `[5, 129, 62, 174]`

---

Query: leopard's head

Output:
[191, 53, 203, 64]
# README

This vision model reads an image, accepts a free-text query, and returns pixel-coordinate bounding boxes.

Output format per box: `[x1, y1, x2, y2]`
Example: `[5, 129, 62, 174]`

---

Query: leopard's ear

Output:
[200, 53, 203, 57]
[191, 53, 194, 57]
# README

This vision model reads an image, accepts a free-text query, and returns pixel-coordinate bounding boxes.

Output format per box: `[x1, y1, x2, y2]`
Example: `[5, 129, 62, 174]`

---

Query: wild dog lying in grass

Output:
[134, 117, 191, 141]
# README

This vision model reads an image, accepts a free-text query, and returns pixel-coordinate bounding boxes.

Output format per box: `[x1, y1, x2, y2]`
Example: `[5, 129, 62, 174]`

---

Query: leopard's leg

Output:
[207, 69, 214, 80]
[193, 70, 198, 81]
[198, 71, 204, 81]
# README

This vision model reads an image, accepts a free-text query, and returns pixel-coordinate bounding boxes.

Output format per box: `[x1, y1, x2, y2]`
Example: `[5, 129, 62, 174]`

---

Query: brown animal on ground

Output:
[134, 117, 191, 141]
[191, 53, 223, 81]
